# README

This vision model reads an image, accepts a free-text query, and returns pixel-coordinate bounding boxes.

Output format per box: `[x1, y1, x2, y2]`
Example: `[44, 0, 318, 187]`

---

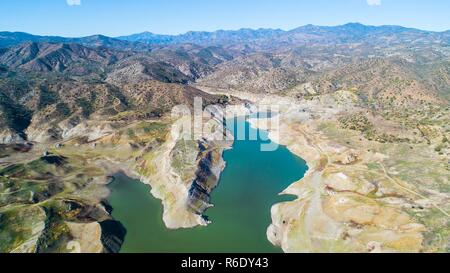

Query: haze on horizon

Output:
[1, 0, 450, 37]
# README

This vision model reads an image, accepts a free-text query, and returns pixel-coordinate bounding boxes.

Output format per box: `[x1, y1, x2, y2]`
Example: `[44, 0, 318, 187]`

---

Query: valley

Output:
[108, 117, 307, 253]
[0, 23, 449, 253]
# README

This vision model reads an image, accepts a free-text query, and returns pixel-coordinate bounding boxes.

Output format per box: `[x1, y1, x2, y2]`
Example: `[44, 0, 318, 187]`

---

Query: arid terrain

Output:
[0, 23, 449, 252]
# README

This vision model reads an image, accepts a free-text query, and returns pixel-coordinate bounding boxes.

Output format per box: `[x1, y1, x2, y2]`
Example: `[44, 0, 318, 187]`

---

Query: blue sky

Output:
[1, 0, 449, 37]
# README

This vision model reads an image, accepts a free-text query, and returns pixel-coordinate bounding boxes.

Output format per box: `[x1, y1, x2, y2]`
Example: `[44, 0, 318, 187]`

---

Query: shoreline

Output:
[214, 89, 433, 253]
[130, 115, 235, 229]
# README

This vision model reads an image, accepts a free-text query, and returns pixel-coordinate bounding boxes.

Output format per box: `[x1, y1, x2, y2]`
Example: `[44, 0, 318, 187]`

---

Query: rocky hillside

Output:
[1, 23, 449, 144]
[0, 42, 131, 74]
[0, 38, 238, 144]
[0, 75, 226, 144]
[196, 24, 450, 105]
[0, 23, 449, 253]
[0, 33, 236, 253]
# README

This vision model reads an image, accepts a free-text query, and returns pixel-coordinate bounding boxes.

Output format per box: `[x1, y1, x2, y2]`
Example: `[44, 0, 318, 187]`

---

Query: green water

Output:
[108, 117, 308, 253]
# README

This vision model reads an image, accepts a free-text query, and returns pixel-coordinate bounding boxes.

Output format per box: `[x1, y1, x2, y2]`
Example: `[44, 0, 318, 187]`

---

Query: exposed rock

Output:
[66, 222, 104, 253]
[99, 220, 127, 253]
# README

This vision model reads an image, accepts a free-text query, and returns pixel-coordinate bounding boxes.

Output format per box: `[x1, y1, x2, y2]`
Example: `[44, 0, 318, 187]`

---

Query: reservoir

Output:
[108, 117, 308, 253]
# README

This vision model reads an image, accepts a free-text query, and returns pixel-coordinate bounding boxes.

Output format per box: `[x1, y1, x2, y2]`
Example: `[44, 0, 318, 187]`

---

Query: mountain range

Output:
[2, 23, 450, 49]
[0, 22, 449, 254]
[1, 23, 449, 144]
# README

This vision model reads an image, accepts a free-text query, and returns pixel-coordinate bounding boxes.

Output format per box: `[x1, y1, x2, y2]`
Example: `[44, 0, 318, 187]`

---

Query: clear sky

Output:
[1, 0, 449, 37]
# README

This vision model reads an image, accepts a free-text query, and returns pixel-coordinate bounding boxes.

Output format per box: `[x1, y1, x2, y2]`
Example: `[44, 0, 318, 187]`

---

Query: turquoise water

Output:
[108, 117, 308, 253]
